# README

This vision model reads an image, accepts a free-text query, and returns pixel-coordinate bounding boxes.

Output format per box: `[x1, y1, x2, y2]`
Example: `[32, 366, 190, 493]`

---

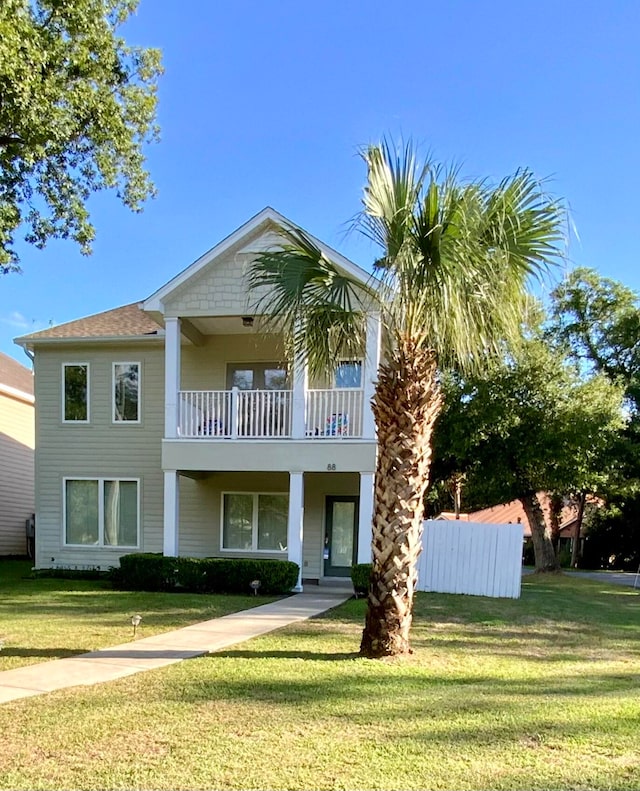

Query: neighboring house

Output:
[436, 494, 589, 542]
[0, 352, 34, 555]
[15, 208, 380, 589]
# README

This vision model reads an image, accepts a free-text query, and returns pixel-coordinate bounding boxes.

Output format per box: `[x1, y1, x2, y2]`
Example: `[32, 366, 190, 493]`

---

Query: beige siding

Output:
[177, 470, 358, 580]
[33, 342, 164, 570]
[0, 392, 34, 554]
[180, 334, 286, 391]
[178, 471, 289, 558]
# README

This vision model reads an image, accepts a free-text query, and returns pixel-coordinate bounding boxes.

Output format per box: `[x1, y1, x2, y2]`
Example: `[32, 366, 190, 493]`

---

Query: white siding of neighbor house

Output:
[0, 391, 34, 555]
[33, 342, 165, 570]
[177, 470, 359, 580]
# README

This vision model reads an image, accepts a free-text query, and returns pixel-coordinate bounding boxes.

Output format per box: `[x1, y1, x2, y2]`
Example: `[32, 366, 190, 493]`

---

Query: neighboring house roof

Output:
[0, 351, 33, 400]
[435, 494, 588, 539]
[143, 206, 374, 313]
[15, 303, 162, 345]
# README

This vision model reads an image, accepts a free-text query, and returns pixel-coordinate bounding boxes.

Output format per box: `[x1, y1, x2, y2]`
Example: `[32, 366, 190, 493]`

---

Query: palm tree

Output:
[248, 140, 564, 657]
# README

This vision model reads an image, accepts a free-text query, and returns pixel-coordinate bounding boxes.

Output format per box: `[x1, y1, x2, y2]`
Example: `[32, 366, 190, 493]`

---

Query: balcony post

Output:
[291, 343, 307, 439]
[357, 472, 374, 563]
[230, 386, 239, 439]
[164, 317, 181, 438]
[362, 312, 381, 439]
[287, 472, 304, 591]
[163, 470, 180, 556]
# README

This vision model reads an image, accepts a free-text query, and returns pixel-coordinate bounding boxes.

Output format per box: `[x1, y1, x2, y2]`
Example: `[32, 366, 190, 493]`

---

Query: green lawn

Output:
[0, 572, 639, 790]
[0, 560, 280, 671]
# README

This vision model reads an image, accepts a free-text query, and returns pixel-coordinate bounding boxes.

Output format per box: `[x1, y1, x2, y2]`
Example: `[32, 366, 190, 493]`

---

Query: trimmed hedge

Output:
[351, 563, 372, 597]
[111, 553, 299, 595]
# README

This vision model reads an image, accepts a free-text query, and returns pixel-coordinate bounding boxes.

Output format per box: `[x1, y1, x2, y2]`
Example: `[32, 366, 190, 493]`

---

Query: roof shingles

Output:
[16, 303, 162, 343]
[0, 352, 33, 396]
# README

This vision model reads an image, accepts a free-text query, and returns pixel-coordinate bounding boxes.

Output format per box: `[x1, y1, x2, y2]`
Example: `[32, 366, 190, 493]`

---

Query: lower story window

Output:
[65, 478, 139, 547]
[222, 492, 288, 552]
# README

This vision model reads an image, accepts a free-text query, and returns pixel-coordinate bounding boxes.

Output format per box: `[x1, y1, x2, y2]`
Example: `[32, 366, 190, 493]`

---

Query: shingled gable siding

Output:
[34, 343, 164, 570]
[0, 391, 34, 554]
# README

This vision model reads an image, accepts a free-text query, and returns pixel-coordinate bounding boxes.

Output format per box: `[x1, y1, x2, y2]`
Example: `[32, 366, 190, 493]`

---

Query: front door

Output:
[324, 496, 359, 577]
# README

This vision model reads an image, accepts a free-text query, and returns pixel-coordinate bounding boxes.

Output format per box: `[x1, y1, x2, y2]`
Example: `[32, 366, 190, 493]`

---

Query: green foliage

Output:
[0, 0, 161, 271]
[581, 500, 640, 571]
[350, 563, 372, 596]
[548, 267, 640, 411]
[112, 553, 300, 595]
[434, 329, 626, 509]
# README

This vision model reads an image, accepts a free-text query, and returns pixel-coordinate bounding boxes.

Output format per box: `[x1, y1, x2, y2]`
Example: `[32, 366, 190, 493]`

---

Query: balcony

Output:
[178, 388, 365, 439]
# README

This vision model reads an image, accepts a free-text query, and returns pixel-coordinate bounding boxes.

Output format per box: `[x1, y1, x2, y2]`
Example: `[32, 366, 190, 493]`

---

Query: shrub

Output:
[351, 563, 372, 596]
[112, 553, 299, 595]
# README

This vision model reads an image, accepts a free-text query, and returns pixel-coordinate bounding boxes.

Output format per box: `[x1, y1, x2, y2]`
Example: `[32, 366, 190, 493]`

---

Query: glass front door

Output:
[324, 496, 359, 577]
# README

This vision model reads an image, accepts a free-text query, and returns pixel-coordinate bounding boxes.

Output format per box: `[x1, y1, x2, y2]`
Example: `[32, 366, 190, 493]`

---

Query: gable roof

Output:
[0, 351, 33, 399]
[143, 206, 373, 313]
[15, 303, 162, 345]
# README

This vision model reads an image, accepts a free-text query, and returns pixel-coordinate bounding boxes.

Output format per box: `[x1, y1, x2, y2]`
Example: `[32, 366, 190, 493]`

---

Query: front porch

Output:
[161, 470, 374, 591]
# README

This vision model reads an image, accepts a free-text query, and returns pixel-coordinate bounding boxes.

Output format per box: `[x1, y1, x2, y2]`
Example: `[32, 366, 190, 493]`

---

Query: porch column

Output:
[362, 312, 381, 439]
[287, 472, 304, 591]
[164, 317, 181, 438]
[291, 340, 307, 439]
[357, 472, 374, 563]
[163, 470, 180, 556]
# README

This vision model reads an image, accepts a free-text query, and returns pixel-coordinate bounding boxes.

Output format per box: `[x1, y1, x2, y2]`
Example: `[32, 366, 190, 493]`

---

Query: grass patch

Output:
[0, 573, 639, 789]
[0, 560, 280, 671]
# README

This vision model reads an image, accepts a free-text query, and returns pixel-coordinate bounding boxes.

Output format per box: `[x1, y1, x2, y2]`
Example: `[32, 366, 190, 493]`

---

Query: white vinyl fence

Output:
[417, 520, 523, 599]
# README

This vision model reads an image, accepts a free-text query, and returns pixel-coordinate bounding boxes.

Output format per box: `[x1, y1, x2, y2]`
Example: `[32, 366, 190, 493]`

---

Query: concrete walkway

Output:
[0, 586, 352, 705]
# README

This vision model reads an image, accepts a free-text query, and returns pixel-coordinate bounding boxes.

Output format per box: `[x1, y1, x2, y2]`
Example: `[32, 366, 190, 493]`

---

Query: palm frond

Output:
[247, 225, 367, 379]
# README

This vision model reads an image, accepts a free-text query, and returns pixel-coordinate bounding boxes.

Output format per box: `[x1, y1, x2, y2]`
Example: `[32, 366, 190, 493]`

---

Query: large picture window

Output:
[64, 478, 139, 547]
[63, 363, 89, 422]
[222, 493, 288, 552]
[113, 362, 140, 422]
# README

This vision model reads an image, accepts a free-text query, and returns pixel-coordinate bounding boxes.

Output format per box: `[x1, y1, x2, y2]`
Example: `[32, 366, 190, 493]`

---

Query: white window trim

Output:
[62, 362, 90, 423]
[63, 476, 140, 549]
[220, 491, 288, 553]
[112, 361, 142, 424]
[334, 359, 364, 389]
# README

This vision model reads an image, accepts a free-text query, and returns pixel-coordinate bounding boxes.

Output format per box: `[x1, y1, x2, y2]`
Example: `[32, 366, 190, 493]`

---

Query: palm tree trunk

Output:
[521, 491, 559, 572]
[360, 340, 443, 658]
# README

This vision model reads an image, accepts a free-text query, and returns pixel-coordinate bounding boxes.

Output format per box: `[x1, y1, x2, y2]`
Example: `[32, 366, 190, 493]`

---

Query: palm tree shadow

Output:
[213, 649, 361, 661]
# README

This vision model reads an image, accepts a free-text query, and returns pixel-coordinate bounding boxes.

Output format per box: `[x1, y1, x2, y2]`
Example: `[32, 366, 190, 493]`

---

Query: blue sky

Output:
[2, 0, 639, 363]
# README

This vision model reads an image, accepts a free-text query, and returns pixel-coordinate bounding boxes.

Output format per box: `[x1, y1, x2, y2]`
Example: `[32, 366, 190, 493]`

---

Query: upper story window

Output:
[63, 363, 89, 422]
[335, 360, 362, 389]
[113, 362, 140, 423]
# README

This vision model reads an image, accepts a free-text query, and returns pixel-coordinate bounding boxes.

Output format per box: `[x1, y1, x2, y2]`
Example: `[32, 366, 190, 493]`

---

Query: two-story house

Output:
[16, 208, 380, 589]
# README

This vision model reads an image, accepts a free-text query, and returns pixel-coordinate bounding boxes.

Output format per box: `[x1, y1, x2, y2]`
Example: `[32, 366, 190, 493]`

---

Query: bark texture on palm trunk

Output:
[521, 491, 559, 572]
[360, 340, 443, 658]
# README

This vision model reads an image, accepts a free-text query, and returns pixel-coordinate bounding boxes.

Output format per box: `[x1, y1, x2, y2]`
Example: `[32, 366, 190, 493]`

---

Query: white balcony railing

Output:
[305, 389, 363, 437]
[178, 387, 364, 439]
